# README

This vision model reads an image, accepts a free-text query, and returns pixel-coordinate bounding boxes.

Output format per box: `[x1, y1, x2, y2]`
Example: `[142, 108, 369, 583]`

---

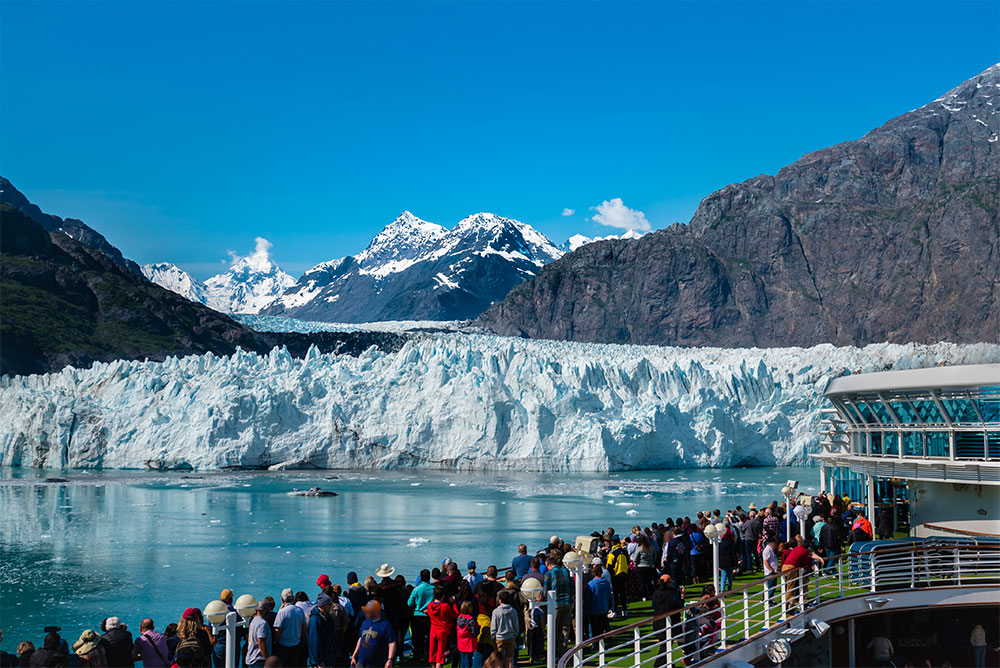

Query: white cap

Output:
[591, 557, 602, 565]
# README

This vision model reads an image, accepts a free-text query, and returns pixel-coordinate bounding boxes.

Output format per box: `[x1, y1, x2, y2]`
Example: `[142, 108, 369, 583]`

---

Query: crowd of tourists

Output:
[1, 491, 911, 668]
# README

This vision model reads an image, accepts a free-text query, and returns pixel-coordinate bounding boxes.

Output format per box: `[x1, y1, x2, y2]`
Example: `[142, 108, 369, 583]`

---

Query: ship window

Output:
[977, 386, 1000, 423]
[884, 432, 899, 456]
[955, 432, 986, 458]
[987, 432, 1000, 458]
[871, 401, 897, 425]
[902, 431, 922, 457]
[926, 431, 949, 457]
[911, 400, 945, 424]
[853, 400, 880, 424]
[890, 401, 919, 423]
[870, 432, 883, 455]
[943, 398, 979, 423]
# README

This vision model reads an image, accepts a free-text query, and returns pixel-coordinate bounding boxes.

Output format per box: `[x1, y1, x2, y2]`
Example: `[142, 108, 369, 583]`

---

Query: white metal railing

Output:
[556, 543, 1000, 668]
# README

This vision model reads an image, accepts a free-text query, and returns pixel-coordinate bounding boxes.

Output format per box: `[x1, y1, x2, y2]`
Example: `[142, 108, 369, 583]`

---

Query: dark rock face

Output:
[479, 65, 1000, 347]
[1, 205, 405, 376]
[1, 177, 143, 276]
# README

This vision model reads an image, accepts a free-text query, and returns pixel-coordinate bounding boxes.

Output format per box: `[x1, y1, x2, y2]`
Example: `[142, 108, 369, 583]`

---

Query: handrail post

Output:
[720, 593, 728, 649]
[547, 590, 556, 668]
[869, 553, 877, 593]
[597, 639, 605, 668]
[780, 573, 788, 620]
[742, 589, 750, 639]
[633, 626, 641, 668]
[799, 570, 807, 611]
[954, 548, 961, 586]
[665, 618, 673, 666]
[910, 550, 915, 589]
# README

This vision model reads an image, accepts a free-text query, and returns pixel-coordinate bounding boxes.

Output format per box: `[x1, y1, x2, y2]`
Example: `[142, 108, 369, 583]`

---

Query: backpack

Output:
[673, 538, 688, 559]
[172, 637, 206, 668]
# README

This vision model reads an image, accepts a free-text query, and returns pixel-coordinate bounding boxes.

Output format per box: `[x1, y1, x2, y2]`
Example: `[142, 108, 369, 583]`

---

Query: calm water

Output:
[0, 466, 811, 646]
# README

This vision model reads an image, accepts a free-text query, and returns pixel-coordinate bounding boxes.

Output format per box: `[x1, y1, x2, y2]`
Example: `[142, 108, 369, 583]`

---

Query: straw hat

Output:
[375, 563, 396, 578]
[74, 630, 100, 656]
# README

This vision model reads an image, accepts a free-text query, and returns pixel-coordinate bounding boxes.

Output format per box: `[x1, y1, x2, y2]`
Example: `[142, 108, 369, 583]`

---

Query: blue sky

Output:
[2, 1, 998, 278]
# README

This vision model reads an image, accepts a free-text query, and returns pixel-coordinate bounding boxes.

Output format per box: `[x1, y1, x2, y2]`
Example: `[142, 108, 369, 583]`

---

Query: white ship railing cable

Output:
[554, 542, 1000, 668]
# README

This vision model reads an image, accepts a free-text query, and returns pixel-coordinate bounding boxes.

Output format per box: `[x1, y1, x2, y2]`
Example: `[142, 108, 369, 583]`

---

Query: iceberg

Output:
[0, 332, 996, 471]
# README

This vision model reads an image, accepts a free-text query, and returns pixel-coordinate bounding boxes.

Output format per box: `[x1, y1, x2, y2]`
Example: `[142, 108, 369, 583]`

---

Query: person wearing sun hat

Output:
[73, 630, 107, 666]
[373, 564, 404, 658]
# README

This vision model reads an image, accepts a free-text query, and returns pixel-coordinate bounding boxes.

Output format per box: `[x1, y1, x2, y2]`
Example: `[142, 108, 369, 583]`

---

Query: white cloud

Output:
[591, 198, 651, 232]
[226, 236, 275, 270]
[561, 208, 575, 217]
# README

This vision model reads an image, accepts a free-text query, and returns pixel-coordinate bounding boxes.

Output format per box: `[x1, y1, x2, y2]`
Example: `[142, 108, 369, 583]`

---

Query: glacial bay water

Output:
[0, 466, 810, 645]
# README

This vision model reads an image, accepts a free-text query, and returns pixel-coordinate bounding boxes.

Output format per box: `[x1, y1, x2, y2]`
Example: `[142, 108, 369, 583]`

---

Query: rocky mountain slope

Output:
[479, 64, 1000, 346]
[1, 177, 142, 276]
[264, 211, 564, 322]
[0, 205, 403, 376]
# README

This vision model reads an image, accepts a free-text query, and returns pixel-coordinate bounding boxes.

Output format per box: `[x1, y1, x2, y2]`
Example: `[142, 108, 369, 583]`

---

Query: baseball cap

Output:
[316, 574, 331, 588]
[591, 557, 602, 565]
[316, 593, 333, 607]
[220, 589, 234, 602]
[467, 561, 476, 570]
[182, 608, 199, 620]
[442, 557, 453, 566]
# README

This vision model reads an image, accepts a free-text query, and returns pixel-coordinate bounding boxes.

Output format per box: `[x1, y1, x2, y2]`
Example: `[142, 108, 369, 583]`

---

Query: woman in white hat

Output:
[73, 630, 108, 667]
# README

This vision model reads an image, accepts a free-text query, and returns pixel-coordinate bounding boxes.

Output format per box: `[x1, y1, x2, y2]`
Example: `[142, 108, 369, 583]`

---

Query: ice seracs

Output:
[0, 328, 995, 472]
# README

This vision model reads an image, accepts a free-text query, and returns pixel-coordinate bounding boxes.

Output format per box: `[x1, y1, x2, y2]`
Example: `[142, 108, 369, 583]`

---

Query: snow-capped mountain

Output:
[141, 263, 208, 304]
[203, 237, 296, 314]
[2, 332, 995, 471]
[562, 229, 645, 252]
[264, 211, 564, 322]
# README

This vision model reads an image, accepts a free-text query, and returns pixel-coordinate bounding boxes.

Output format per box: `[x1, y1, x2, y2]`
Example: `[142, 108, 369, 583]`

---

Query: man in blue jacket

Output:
[308, 593, 338, 668]
[406, 570, 434, 662]
[585, 563, 613, 638]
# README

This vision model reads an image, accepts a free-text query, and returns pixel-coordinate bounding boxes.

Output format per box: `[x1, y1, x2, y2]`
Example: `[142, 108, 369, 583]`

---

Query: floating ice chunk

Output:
[626, 509, 639, 516]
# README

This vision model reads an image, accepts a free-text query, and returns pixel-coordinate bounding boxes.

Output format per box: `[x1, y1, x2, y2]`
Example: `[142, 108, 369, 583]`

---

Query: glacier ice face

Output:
[1, 333, 996, 472]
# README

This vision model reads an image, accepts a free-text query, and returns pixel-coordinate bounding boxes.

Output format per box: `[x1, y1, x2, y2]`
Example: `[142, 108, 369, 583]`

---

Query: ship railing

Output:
[556, 543, 1000, 668]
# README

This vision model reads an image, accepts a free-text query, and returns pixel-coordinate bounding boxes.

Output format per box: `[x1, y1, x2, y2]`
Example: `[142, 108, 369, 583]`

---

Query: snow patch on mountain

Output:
[563, 229, 645, 252]
[141, 263, 208, 304]
[203, 237, 295, 314]
[1, 332, 995, 472]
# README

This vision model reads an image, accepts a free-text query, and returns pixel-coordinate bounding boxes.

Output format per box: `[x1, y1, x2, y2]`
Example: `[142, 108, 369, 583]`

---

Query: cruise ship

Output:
[555, 363, 999, 668]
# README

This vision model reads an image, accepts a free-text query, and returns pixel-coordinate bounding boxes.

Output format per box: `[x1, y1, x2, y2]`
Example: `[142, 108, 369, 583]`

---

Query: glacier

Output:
[0, 332, 996, 471]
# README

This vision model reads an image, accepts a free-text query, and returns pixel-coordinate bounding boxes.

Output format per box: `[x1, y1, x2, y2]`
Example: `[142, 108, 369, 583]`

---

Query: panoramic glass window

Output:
[911, 399, 945, 424]
[943, 398, 980, 423]
[890, 401, 919, 423]
[926, 431, 949, 457]
[884, 432, 900, 456]
[902, 431, 923, 457]
[977, 386, 1000, 423]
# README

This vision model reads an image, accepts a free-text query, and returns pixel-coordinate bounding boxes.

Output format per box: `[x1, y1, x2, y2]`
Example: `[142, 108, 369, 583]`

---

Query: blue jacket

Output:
[585, 575, 613, 615]
[308, 605, 337, 667]
[407, 581, 435, 617]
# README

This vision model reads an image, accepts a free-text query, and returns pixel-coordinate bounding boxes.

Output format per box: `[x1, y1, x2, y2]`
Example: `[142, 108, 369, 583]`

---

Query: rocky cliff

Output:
[478, 65, 1000, 346]
[1, 205, 404, 376]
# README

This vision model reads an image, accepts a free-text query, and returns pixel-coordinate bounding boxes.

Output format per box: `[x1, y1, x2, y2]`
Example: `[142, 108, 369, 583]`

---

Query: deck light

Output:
[235, 594, 259, 619]
[204, 600, 228, 625]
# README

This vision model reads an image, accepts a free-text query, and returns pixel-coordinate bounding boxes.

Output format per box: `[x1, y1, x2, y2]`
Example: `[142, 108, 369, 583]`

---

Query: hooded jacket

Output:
[308, 606, 338, 667]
